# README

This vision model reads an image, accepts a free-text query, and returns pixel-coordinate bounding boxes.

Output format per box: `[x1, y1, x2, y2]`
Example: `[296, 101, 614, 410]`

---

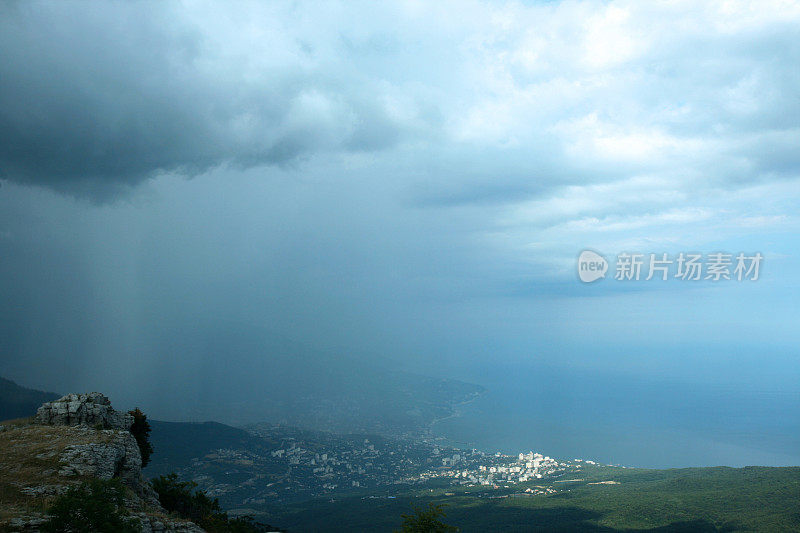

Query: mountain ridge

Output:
[0, 377, 59, 421]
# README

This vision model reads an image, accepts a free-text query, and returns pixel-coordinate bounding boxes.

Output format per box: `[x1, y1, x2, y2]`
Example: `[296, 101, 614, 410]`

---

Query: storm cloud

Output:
[1, 1, 799, 459]
[1, 1, 798, 208]
[0, 2, 418, 196]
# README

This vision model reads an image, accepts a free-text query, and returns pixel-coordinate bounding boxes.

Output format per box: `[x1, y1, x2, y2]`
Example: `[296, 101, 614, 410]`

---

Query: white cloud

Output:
[2, 0, 799, 276]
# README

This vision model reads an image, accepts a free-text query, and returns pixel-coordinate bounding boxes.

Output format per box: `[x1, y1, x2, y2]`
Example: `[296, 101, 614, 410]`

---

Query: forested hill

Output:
[0, 377, 59, 421]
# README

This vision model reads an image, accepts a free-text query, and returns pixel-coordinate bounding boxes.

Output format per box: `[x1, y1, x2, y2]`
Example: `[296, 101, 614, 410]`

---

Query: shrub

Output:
[152, 473, 278, 532]
[152, 472, 219, 523]
[397, 502, 459, 533]
[42, 478, 140, 533]
[128, 408, 154, 467]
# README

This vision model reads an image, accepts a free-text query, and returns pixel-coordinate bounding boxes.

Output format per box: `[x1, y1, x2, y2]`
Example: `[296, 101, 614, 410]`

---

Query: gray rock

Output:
[136, 513, 207, 533]
[7, 516, 47, 532]
[24, 392, 205, 532]
[19, 485, 68, 496]
[34, 392, 133, 430]
[8, 513, 206, 533]
[58, 429, 160, 507]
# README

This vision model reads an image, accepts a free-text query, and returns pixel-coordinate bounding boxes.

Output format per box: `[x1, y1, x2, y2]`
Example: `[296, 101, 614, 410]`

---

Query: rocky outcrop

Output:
[136, 514, 206, 533]
[34, 392, 133, 430]
[1, 392, 203, 532]
[31, 392, 160, 506]
[58, 428, 160, 507]
[10, 512, 205, 533]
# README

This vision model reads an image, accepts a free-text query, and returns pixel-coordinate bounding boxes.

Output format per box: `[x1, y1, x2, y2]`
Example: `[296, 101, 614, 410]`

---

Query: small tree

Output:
[42, 478, 140, 533]
[397, 502, 458, 533]
[152, 473, 276, 532]
[128, 407, 154, 467]
[152, 472, 219, 523]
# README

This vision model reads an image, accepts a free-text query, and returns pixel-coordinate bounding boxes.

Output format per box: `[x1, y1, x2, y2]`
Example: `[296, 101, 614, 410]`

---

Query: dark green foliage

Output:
[42, 478, 139, 533]
[152, 473, 279, 532]
[203, 514, 281, 533]
[270, 465, 800, 532]
[397, 503, 458, 533]
[128, 407, 154, 467]
[152, 472, 220, 524]
[145, 420, 261, 476]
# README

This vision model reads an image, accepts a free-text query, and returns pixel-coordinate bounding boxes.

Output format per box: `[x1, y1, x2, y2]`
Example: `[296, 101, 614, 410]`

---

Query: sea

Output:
[431, 362, 800, 468]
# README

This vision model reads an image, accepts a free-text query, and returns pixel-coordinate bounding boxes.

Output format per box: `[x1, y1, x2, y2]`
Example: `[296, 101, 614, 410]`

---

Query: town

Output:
[160, 423, 597, 511]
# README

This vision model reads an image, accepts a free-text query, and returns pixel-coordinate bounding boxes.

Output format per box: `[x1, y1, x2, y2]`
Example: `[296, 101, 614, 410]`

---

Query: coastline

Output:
[427, 388, 487, 448]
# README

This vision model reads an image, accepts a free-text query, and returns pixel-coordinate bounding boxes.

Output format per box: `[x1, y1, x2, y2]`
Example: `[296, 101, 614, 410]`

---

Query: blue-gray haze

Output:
[1, 1, 798, 467]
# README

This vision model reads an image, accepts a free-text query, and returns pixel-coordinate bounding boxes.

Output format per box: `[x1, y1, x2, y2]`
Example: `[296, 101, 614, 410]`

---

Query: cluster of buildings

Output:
[174, 424, 599, 510]
[422, 450, 571, 486]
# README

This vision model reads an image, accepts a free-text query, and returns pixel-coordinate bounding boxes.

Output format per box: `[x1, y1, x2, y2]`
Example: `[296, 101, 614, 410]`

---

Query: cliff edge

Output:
[0, 393, 204, 532]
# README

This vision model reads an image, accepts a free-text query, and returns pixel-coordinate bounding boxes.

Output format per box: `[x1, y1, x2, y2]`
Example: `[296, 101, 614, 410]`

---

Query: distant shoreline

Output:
[427, 389, 487, 447]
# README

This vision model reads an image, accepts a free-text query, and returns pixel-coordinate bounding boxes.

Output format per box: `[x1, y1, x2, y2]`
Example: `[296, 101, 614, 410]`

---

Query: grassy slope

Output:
[0, 419, 199, 531]
[0, 419, 115, 523]
[267, 464, 800, 532]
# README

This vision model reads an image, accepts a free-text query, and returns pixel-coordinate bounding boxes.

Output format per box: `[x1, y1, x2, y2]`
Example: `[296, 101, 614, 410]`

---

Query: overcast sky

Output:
[1, 1, 799, 409]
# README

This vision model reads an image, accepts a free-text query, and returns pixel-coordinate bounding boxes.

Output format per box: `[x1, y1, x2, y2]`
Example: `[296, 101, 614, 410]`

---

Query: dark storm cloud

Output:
[1, 0, 799, 429]
[0, 2, 408, 197]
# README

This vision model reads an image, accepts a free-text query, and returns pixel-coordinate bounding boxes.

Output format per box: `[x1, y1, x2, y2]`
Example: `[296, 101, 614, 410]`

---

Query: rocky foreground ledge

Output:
[0, 393, 204, 533]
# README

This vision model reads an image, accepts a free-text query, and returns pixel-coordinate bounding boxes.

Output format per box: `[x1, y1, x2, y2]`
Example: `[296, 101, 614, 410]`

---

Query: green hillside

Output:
[144, 420, 266, 477]
[267, 464, 800, 532]
[138, 413, 800, 532]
